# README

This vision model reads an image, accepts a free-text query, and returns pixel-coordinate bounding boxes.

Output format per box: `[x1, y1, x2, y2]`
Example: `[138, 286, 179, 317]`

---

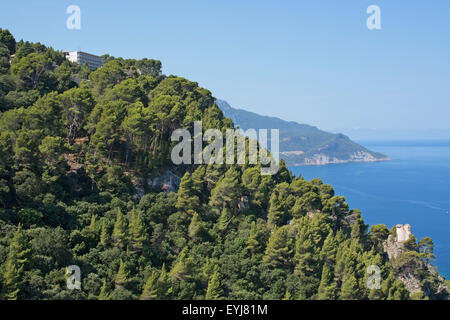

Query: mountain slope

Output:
[0, 31, 447, 301]
[216, 100, 390, 166]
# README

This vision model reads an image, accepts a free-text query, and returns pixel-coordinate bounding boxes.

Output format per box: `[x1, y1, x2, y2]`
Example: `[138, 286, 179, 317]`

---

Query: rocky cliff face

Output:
[383, 224, 412, 260]
[287, 151, 390, 166]
[133, 170, 181, 200]
[384, 224, 422, 295]
[383, 224, 423, 295]
[383, 224, 449, 298]
[147, 170, 181, 193]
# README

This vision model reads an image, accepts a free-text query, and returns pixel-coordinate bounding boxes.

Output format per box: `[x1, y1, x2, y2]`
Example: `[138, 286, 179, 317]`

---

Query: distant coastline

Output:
[216, 99, 390, 167]
[289, 155, 391, 167]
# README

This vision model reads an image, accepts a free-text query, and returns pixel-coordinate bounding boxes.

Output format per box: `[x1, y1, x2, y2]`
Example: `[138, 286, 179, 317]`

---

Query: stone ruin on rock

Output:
[383, 224, 423, 295]
[383, 224, 412, 260]
[396, 224, 412, 243]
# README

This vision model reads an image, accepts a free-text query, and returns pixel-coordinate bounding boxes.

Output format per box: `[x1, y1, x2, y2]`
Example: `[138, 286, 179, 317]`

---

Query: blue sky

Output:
[1, 0, 449, 133]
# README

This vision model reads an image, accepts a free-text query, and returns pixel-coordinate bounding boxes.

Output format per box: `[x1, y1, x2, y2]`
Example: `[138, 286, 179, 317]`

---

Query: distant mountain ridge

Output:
[216, 99, 390, 166]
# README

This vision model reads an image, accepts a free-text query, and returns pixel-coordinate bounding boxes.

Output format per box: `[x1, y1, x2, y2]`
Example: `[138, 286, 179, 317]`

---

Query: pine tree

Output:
[188, 212, 205, 241]
[205, 266, 223, 300]
[267, 182, 294, 227]
[365, 253, 384, 300]
[263, 226, 294, 268]
[141, 271, 159, 300]
[320, 231, 338, 266]
[157, 264, 172, 299]
[3, 256, 21, 300]
[254, 175, 273, 210]
[169, 248, 195, 281]
[112, 209, 128, 248]
[334, 241, 350, 283]
[282, 290, 293, 300]
[316, 265, 337, 300]
[351, 210, 367, 241]
[209, 167, 241, 213]
[128, 208, 146, 252]
[322, 196, 350, 231]
[98, 279, 111, 300]
[274, 159, 293, 184]
[339, 251, 362, 300]
[176, 172, 200, 213]
[115, 260, 129, 289]
[2, 225, 30, 300]
[291, 192, 321, 218]
[247, 221, 261, 254]
[294, 220, 320, 278]
[89, 214, 97, 232]
[340, 274, 359, 300]
[242, 167, 261, 194]
[382, 274, 410, 300]
[191, 166, 206, 201]
[100, 219, 111, 247]
[369, 224, 389, 251]
[204, 164, 223, 191]
[217, 207, 232, 232]
[292, 218, 325, 298]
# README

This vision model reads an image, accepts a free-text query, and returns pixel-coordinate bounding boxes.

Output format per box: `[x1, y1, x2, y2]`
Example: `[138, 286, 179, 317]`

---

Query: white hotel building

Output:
[64, 51, 104, 70]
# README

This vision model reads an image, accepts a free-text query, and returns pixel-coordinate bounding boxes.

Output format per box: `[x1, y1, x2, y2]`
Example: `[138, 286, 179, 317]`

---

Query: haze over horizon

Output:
[1, 0, 449, 133]
[218, 99, 450, 141]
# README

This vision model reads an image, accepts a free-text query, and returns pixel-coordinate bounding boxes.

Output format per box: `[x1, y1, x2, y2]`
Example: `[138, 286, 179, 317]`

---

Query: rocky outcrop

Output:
[344, 212, 358, 226]
[397, 273, 422, 295]
[132, 170, 181, 201]
[383, 224, 412, 260]
[238, 196, 250, 211]
[307, 211, 317, 219]
[383, 224, 429, 296]
[396, 224, 411, 242]
[290, 151, 390, 166]
[147, 170, 181, 193]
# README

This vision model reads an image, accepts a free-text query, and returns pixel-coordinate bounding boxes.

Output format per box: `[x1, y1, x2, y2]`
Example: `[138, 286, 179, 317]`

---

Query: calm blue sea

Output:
[290, 140, 450, 279]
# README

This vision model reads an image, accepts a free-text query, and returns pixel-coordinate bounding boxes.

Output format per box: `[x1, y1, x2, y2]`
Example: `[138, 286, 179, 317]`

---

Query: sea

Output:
[290, 140, 450, 279]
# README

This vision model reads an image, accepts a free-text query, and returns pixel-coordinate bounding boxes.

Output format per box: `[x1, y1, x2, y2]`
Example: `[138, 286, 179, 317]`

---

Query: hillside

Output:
[0, 29, 448, 300]
[216, 100, 390, 166]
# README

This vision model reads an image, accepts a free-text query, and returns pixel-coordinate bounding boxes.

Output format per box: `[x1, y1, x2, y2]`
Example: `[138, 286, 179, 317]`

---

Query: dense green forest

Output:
[0, 28, 448, 300]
